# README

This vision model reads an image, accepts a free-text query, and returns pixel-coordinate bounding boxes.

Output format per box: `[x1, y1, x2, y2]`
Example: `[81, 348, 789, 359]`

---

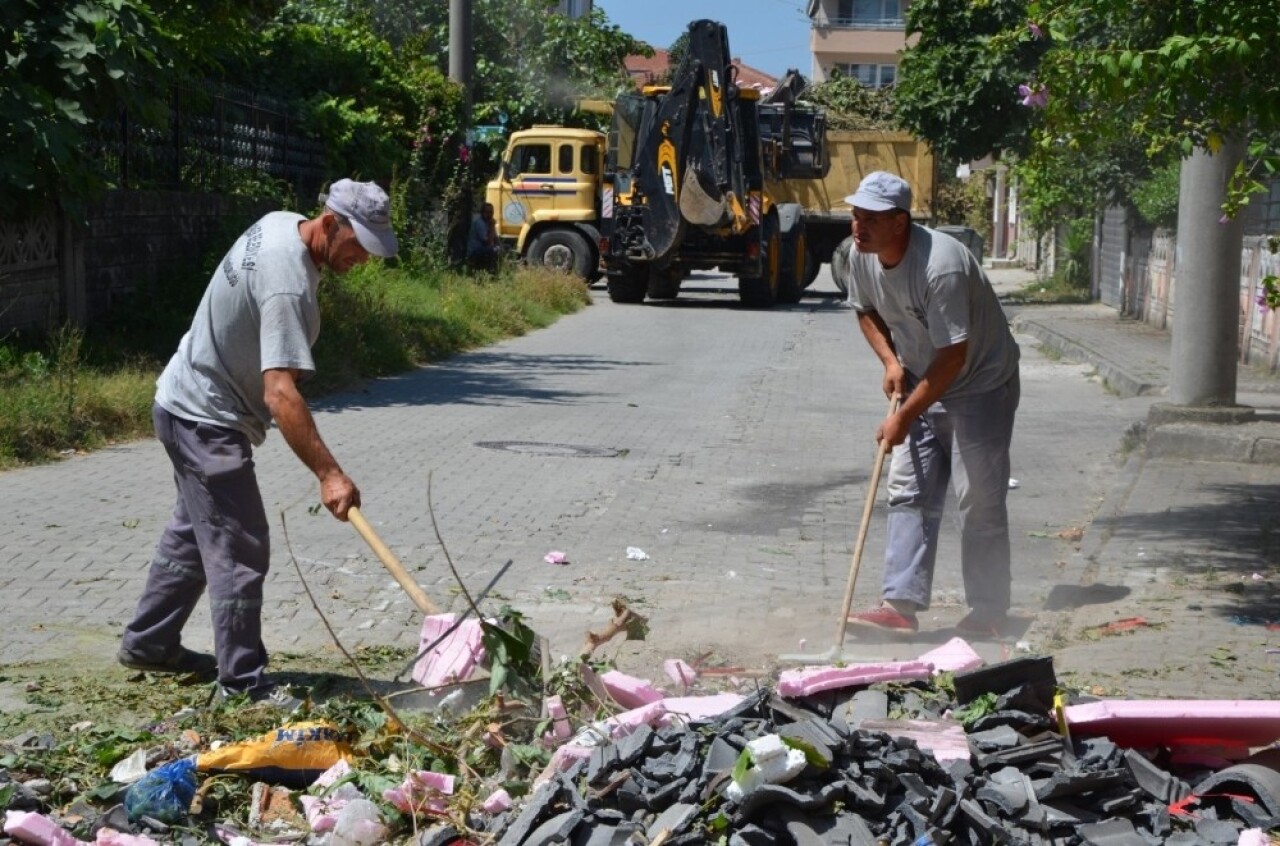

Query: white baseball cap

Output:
[844, 171, 912, 214]
[323, 179, 399, 258]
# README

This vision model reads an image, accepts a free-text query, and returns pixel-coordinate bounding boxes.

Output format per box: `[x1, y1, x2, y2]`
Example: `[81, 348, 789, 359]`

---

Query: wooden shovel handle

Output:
[348, 506, 439, 615]
[835, 394, 901, 647]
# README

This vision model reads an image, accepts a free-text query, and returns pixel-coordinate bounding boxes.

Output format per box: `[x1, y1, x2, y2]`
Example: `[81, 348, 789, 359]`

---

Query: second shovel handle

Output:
[348, 506, 440, 615]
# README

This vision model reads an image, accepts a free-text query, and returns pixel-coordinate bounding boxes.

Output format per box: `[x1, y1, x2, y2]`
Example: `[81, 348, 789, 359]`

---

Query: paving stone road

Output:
[0, 268, 1149, 690]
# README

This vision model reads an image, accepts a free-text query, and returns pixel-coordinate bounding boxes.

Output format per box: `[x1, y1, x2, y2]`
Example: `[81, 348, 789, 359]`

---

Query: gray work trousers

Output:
[882, 372, 1020, 617]
[121, 404, 271, 694]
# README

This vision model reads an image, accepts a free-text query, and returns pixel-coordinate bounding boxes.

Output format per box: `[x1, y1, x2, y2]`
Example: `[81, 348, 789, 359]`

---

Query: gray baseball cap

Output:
[324, 179, 399, 257]
[844, 171, 912, 214]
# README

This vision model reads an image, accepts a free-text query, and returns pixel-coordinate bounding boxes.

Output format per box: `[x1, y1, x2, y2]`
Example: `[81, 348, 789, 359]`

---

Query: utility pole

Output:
[1167, 141, 1246, 410]
[449, 0, 473, 127]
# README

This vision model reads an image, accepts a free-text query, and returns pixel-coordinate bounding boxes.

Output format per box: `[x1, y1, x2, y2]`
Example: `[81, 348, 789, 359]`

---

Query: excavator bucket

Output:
[679, 163, 729, 227]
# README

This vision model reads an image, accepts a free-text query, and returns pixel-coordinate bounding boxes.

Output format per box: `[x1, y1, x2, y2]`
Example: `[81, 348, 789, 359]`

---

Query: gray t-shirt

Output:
[156, 211, 319, 445]
[846, 224, 1019, 397]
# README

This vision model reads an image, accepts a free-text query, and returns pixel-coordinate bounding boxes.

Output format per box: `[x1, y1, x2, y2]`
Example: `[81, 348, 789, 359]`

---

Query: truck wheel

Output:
[646, 267, 682, 300]
[831, 235, 854, 296]
[528, 229, 594, 280]
[777, 223, 807, 304]
[607, 267, 647, 303]
[802, 243, 822, 288]
[739, 217, 780, 308]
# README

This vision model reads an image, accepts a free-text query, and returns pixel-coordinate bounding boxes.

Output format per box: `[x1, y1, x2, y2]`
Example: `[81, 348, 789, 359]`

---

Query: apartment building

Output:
[557, 0, 592, 19]
[806, 0, 913, 85]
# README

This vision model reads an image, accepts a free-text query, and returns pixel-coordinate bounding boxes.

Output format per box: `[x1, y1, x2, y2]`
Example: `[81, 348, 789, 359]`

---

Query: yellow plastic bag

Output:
[196, 722, 354, 787]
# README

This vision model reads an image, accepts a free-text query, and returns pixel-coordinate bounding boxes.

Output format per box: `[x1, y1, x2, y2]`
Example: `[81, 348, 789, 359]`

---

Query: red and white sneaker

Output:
[848, 605, 919, 633]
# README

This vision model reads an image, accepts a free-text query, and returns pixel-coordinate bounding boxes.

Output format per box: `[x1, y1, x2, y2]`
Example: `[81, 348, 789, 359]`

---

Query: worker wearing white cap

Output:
[838, 171, 1021, 638]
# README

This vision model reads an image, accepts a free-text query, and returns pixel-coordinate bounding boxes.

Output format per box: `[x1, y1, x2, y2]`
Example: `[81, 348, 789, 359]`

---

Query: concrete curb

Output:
[1145, 421, 1280, 463]
[1011, 317, 1159, 399]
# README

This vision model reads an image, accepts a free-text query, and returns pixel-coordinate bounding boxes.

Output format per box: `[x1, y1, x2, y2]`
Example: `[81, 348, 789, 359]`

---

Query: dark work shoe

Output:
[118, 646, 217, 679]
[213, 684, 305, 714]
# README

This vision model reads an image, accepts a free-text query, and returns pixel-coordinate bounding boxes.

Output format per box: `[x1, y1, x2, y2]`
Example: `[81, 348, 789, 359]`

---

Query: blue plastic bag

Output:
[124, 757, 197, 824]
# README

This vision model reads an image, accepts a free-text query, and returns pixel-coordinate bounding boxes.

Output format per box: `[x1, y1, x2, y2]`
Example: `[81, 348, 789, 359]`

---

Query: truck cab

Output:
[485, 126, 606, 281]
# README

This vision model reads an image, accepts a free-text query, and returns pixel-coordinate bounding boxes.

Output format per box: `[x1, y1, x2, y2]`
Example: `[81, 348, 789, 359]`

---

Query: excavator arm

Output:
[613, 19, 750, 264]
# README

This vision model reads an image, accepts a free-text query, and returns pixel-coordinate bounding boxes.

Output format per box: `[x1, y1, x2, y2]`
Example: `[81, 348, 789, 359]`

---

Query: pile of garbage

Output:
[3, 609, 1279, 846]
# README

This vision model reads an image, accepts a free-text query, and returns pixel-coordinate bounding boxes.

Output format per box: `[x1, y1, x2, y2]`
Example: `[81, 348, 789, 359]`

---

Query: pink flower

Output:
[1028, 21, 1043, 39]
[458, 143, 471, 164]
[1219, 214, 1230, 224]
[1256, 288, 1269, 314]
[1018, 83, 1048, 108]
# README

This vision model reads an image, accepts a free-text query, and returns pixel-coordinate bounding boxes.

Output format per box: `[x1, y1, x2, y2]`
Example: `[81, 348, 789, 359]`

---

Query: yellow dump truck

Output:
[485, 126, 607, 280]
[765, 130, 936, 289]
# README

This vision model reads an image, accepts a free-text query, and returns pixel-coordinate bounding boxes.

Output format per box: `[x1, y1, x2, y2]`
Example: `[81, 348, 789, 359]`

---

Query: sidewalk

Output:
[1002, 294, 1280, 699]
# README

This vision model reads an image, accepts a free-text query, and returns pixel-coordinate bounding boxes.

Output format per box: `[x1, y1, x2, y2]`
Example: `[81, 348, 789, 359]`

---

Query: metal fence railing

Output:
[89, 84, 329, 204]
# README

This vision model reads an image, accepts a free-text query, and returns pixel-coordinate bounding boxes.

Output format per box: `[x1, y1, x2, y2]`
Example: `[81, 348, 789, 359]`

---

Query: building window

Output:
[835, 0, 904, 28]
[832, 63, 898, 88]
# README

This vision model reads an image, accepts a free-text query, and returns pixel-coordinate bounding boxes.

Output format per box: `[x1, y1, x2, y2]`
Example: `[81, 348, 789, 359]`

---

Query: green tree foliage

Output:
[1, 0, 167, 215]
[893, 0, 1047, 163]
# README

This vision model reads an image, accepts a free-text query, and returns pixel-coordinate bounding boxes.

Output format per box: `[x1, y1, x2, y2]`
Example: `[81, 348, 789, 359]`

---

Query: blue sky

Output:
[594, 0, 813, 80]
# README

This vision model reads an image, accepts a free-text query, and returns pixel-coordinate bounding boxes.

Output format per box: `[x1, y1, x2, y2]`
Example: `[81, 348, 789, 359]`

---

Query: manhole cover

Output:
[475, 440, 622, 458]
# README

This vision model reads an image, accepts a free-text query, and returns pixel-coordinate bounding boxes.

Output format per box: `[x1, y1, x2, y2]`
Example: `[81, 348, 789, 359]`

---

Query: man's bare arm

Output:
[263, 368, 360, 520]
[878, 341, 968, 447]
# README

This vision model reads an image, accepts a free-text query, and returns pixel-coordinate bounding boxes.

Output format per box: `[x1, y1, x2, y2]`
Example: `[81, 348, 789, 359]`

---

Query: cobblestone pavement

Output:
[6, 267, 1273, 703]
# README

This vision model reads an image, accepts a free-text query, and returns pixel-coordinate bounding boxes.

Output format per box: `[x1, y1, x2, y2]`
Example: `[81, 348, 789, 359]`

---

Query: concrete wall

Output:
[0, 192, 271, 336]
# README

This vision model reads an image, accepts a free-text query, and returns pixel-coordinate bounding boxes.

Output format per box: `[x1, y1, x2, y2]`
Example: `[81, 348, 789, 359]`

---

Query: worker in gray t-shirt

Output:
[839, 171, 1020, 639]
[118, 179, 398, 710]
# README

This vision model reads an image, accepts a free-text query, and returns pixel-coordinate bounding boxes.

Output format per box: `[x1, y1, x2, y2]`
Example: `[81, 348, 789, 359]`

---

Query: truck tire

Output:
[528, 229, 594, 280]
[738, 216, 780, 308]
[777, 222, 807, 305]
[802, 243, 822, 288]
[607, 266, 648, 303]
[830, 235, 855, 296]
[647, 267, 682, 300]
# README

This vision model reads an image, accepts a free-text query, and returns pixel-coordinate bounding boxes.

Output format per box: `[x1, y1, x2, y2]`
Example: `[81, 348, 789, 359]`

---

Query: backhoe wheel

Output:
[528, 229, 594, 280]
[607, 266, 648, 303]
[646, 267, 682, 300]
[738, 215, 780, 308]
[776, 222, 807, 305]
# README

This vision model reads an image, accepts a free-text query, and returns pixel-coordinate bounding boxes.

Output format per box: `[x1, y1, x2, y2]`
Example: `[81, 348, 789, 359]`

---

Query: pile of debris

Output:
[467, 655, 1280, 846]
[3, 610, 1280, 846]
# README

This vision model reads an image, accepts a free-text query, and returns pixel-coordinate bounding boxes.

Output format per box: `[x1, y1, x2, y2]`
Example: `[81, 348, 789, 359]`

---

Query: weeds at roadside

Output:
[0, 265, 588, 469]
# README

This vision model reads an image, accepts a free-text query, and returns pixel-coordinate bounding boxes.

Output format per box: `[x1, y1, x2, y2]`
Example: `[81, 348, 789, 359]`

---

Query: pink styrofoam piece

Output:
[1063, 700, 1280, 749]
[95, 830, 159, 846]
[601, 670, 665, 708]
[411, 614, 487, 687]
[603, 701, 669, 737]
[542, 695, 573, 747]
[481, 788, 512, 814]
[664, 658, 697, 688]
[860, 718, 971, 763]
[917, 637, 984, 674]
[777, 661, 934, 697]
[4, 813, 86, 846]
[382, 770, 455, 816]
[310, 758, 353, 789]
[1238, 830, 1269, 846]
[546, 743, 593, 774]
[658, 693, 746, 723]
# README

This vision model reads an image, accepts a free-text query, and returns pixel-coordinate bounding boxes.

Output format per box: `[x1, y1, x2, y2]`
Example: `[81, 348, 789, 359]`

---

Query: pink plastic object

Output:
[411, 613, 486, 687]
[860, 719, 970, 763]
[382, 770, 454, 816]
[95, 831, 159, 846]
[777, 661, 934, 697]
[918, 638, 984, 674]
[541, 695, 573, 746]
[664, 658, 697, 688]
[543, 551, 568, 565]
[481, 789, 512, 814]
[1063, 700, 1280, 749]
[311, 759, 353, 789]
[600, 670, 664, 708]
[3, 812, 85, 846]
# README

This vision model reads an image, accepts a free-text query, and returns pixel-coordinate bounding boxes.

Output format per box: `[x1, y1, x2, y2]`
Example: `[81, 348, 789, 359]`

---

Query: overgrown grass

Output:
[0, 265, 589, 470]
[1014, 275, 1094, 304]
